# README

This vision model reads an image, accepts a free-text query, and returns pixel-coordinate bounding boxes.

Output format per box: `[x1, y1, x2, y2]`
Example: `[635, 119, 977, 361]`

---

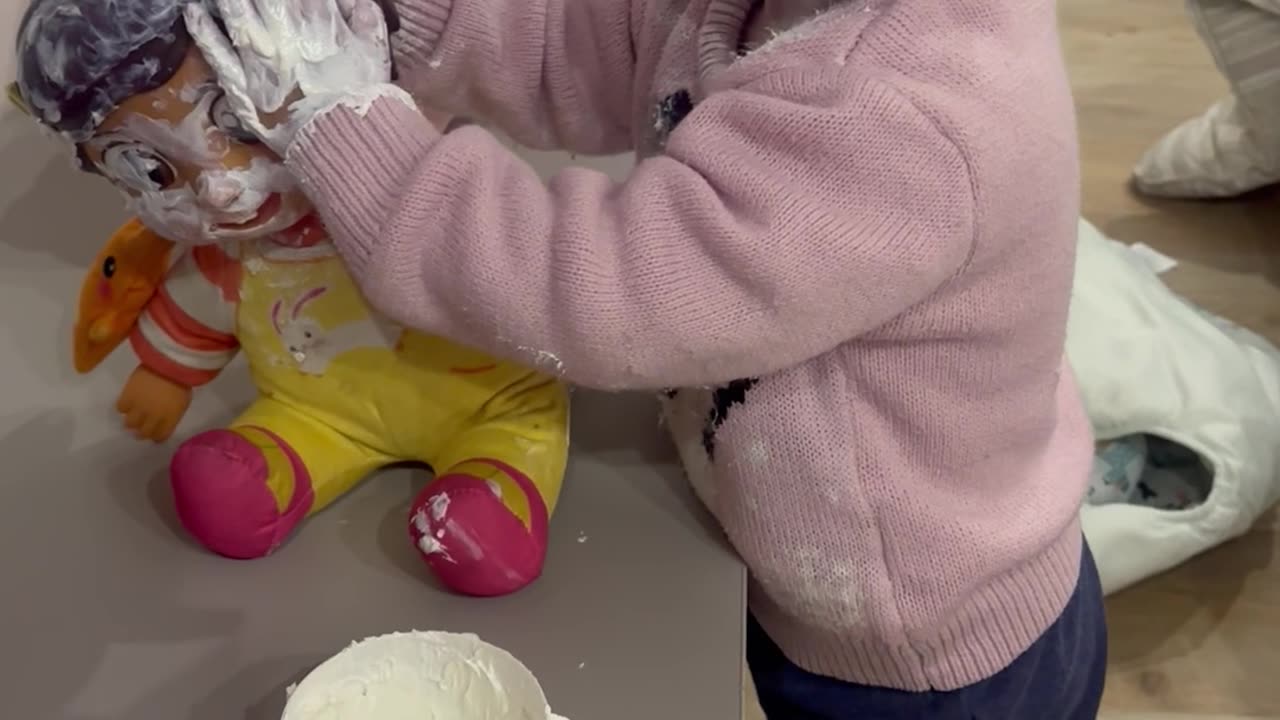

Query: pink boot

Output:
[409, 460, 549, 597]
[170, 427, 313, 559]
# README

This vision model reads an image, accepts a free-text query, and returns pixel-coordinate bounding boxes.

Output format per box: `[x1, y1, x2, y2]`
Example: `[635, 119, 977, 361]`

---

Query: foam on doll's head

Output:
[15, 0, 198, 142]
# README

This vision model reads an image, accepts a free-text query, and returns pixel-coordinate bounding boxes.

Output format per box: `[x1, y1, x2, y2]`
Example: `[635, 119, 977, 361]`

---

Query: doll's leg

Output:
[170, 396, 388, 559]
[410, 378, 570, 597]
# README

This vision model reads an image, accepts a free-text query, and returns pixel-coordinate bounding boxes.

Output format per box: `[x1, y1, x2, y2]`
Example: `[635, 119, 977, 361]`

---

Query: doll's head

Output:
[15, 0, 311, 244]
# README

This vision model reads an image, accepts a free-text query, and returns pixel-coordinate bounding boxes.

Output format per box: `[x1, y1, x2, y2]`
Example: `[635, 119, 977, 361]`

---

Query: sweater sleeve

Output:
[389, 0, 639, 154]
[130, 246, 240, 387]
[288, 72, 976, 391]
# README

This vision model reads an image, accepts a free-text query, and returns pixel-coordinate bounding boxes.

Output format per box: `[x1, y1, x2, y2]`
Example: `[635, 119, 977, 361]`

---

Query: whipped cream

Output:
[282, 631, 564, 720]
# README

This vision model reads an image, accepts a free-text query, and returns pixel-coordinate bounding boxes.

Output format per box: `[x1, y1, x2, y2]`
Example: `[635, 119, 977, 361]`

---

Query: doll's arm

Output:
[128, 247, 240, 388]
[121, 248, 240, 442]
[116, 365, 194, 443]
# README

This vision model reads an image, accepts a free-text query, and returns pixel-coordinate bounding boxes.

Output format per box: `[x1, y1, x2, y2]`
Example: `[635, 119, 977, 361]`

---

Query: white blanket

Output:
[1071, 218, 1280, 594]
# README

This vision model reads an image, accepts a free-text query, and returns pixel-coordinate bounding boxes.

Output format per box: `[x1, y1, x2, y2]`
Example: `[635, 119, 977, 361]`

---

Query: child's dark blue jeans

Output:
[747, 538, 1107, 719]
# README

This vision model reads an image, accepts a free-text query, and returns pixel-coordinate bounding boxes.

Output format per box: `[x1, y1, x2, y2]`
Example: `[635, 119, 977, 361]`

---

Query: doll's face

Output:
[79, 48, 312, 245]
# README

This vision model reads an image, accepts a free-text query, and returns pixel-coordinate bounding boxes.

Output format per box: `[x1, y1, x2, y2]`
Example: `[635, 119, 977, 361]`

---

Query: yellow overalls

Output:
[161, 238, 568, 596]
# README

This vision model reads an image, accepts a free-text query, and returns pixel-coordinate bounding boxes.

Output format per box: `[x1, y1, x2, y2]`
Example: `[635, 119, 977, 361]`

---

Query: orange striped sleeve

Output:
[148, 285, 237, 351]
[131, 249, 240, 387]
[130, 327, 223, 387]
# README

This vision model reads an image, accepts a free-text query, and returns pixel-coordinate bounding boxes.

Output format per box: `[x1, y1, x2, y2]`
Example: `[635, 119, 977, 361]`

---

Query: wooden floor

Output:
[1067, 0, 1280, 717]
[747, 1, 1280, 717]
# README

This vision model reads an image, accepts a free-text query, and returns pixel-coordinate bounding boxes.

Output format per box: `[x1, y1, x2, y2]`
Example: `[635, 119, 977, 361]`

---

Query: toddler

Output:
[200, 0, 1108, 716]
[1133, 0, 1280, 198]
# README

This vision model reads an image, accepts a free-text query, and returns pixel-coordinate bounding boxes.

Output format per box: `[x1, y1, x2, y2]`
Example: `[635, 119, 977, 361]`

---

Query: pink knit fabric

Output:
[286, 0, 1093, 691]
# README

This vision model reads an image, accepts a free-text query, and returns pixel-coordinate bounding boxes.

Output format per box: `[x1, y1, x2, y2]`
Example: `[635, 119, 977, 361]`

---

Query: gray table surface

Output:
[0, 112, 746, 720]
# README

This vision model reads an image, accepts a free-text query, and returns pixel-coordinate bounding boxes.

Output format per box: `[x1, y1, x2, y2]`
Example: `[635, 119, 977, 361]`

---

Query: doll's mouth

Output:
[216, 193, 282, 230]
[276, 213, 327, 247]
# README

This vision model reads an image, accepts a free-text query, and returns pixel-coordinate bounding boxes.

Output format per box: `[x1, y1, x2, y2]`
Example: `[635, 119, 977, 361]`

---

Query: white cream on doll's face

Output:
[83, 51, 312, 246]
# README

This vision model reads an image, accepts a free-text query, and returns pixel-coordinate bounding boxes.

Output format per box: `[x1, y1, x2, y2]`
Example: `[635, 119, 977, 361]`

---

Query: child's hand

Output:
[116, 365, 193, 443]
[184, 0, 414, 155]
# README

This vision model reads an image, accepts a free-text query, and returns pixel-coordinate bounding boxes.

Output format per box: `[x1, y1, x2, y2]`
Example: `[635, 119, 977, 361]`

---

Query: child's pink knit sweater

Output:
[287, 0, 1093, 691]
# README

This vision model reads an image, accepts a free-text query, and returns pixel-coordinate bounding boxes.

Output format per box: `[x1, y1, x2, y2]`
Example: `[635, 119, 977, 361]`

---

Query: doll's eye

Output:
[100, 143, 177, 193]
[210, 91, 261, 145]
[102, 256, 116, 278]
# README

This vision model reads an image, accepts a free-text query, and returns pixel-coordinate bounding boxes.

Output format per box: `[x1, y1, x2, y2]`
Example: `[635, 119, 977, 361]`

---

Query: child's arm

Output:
[387, 0, 639, 154]
[120, 248, 240, 441]
[289, 72, 976, 390]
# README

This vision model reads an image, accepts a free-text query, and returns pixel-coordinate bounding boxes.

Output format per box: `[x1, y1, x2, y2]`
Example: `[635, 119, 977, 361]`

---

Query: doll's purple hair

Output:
[15, 0, 198, 142]
[14, 0, 399, 144]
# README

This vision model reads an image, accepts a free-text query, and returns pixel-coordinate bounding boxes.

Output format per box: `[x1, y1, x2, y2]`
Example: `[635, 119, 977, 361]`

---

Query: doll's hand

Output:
[116, 365, 193, 443]
[184, 0, 414, 155]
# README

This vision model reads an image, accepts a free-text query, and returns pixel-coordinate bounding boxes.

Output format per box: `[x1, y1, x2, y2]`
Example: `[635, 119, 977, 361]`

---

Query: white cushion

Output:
[1071, 219, 1280, 594]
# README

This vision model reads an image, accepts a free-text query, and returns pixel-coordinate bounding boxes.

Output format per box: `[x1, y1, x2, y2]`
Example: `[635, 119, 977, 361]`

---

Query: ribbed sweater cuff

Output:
[286, 96, 438, 280]
[391, 0, 454, 70]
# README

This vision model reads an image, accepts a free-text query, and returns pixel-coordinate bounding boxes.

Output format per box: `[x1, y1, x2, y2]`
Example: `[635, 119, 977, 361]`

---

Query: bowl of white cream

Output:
[281, 631, 565, 720]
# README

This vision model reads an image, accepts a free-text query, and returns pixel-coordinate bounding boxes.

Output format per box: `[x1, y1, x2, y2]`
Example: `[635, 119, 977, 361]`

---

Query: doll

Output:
[13, 0, 570, 598]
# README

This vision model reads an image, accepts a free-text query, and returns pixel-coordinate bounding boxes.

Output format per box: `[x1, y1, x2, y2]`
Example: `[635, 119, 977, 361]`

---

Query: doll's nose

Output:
[195, 173, 243, 209]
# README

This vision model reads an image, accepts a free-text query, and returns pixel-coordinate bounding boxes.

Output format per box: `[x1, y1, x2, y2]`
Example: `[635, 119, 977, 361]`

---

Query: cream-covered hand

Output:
[184, 0, 414, 155]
